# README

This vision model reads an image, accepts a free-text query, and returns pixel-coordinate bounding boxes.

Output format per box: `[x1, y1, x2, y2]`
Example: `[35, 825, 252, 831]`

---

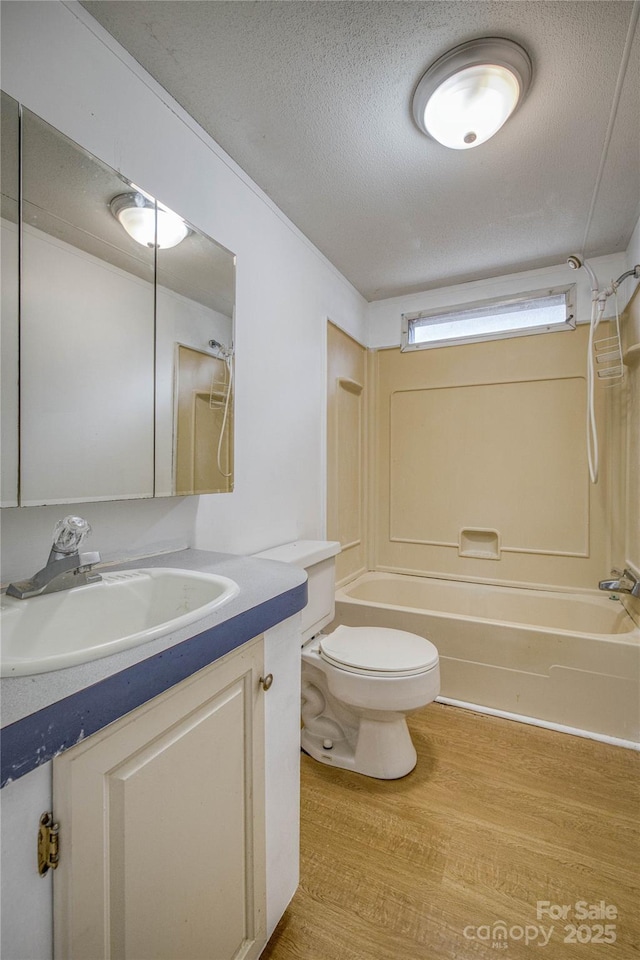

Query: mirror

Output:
[1, 93, 19, 507]
[0, 99, 235, 506]
[156, 214, 234, 496]
[21, 109, 156, 504]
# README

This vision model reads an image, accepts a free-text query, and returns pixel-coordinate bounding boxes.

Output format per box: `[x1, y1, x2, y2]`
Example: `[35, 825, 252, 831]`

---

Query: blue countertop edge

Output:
[1, 579, 306, 788]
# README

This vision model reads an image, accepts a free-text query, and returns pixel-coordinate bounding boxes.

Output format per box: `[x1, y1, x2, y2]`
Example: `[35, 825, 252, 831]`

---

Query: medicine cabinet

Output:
[0, 93, 235, 506]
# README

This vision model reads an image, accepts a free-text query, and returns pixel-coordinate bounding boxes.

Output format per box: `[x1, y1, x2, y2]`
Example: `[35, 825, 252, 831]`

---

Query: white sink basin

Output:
[0, 568, 239, 677]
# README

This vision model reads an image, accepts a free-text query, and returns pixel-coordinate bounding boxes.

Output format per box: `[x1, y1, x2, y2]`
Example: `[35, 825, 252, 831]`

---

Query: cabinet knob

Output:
[259, 673, 274, 691]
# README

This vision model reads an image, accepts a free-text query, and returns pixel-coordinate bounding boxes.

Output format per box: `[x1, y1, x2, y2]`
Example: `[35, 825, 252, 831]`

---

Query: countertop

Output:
[1, 549, 307, 786]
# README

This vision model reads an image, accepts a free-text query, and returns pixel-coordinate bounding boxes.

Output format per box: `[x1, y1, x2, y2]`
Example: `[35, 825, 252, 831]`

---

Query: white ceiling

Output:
[81, 0, 640, 302]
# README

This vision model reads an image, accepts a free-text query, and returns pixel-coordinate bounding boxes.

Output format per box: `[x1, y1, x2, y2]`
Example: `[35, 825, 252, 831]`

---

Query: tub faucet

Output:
[6, 516, 102, 600]
[598, 568, 640, 598]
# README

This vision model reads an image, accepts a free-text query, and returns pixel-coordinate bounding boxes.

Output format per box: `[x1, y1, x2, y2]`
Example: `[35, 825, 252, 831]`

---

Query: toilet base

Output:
[301, 715, 417, 780]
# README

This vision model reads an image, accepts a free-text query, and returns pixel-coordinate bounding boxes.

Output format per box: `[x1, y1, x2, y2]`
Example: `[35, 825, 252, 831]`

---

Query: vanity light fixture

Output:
[412, 37, 532, 149]
[110, 192, 189, 249]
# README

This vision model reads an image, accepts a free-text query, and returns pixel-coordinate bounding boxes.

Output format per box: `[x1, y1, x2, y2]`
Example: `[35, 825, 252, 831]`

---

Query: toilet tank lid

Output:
[252, 540, 341, 569]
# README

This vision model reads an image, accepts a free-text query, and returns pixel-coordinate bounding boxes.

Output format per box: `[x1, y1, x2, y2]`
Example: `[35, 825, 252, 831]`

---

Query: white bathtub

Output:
[332, 573, 640, 743]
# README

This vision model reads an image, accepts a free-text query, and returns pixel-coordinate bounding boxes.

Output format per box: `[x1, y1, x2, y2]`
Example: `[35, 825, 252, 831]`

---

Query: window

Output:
[401, 286, 575, 351]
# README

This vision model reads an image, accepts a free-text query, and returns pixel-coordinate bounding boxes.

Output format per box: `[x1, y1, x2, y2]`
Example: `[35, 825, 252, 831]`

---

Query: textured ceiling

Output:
[82, 0, 640, 301]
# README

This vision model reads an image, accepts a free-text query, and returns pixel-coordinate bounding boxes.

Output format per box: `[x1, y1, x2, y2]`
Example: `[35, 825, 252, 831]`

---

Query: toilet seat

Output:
[319, 625, 439, 678]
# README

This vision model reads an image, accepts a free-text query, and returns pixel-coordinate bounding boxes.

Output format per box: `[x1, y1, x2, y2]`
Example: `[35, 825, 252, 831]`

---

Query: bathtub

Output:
[332, 573, 640, 744]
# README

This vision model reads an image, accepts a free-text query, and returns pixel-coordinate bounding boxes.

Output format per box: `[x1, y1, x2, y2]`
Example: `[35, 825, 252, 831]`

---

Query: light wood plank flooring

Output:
[262, 703, 639, 960]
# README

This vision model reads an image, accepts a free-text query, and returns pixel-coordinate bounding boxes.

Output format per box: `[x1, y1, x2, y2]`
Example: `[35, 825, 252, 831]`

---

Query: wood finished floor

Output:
[262, 703, 639, 960]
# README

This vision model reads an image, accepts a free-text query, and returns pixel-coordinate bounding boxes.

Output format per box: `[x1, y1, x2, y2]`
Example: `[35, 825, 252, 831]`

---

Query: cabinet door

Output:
[53, 638, 266, 960]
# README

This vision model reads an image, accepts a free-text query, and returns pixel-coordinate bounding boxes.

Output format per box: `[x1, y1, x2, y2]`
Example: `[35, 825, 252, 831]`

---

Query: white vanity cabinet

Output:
[53, 636, 267, 960]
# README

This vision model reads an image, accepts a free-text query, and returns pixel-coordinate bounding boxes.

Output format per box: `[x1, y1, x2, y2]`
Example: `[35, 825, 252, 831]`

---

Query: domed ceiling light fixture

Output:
[412, 37, 532, 149]
[110, 192, 189, 249]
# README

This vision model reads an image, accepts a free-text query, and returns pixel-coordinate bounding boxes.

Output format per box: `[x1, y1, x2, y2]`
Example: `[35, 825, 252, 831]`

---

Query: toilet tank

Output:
[253, 540, 341, 641]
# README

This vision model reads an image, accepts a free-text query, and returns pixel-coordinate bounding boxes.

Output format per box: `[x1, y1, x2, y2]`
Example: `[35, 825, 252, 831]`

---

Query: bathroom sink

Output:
[0, 568, 239, 677]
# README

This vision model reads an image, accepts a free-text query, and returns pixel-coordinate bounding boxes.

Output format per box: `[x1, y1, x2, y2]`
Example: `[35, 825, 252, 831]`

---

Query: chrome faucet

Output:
[598, 568, 640, 598]
[6, 516, 102, 600]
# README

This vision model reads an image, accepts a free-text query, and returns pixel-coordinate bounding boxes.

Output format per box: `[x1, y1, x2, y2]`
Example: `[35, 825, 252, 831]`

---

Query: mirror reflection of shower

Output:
[568, 255, 640, 484]
[209, 339, 234, 479]
[174, 342, 234, 495]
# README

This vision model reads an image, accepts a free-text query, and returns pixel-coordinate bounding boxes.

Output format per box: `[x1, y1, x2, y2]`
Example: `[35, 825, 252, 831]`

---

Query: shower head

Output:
[208, 339, 234, 361]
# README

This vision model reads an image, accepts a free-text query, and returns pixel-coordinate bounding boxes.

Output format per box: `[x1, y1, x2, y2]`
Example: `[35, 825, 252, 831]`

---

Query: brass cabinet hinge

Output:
[37, 812, 60, 876]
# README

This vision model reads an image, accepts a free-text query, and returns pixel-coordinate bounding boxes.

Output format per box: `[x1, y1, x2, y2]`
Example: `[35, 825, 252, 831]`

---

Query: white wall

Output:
[0, 0, 367, 581]
[627, 215, 640, 277]
[366, 252, 629, 349]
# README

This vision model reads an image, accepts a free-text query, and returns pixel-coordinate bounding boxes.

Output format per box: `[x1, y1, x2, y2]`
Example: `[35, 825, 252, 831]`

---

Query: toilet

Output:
[254, 541, 440, 779]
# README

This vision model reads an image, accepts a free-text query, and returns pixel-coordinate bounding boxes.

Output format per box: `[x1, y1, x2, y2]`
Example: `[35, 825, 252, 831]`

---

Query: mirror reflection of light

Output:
[423, 65, 520, 149]
[110, 193, 189, 249]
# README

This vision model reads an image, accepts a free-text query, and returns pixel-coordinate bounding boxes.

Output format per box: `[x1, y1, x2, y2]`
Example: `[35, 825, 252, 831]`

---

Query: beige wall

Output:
[326, 322, 368, 586]
[327, 298, 637, 597]
[372, 325, 611, 591]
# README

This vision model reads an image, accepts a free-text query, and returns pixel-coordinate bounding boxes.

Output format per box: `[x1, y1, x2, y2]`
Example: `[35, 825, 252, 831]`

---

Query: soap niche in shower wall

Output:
[459, 528, 501, 560]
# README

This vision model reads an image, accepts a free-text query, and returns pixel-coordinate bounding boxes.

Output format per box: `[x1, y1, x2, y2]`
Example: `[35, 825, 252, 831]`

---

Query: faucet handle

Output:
[52, 516, 92, 555]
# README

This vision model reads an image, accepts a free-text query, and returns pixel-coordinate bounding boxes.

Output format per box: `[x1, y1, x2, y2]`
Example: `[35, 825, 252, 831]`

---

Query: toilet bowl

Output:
[301, 624, 440, 779]
[252, 540, 440, 780]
